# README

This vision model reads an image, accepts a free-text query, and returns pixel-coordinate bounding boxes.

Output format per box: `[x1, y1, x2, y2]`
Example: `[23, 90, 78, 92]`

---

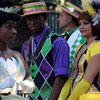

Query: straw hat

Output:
[58, 2, 82, 18]
[23, 2, 50, 16]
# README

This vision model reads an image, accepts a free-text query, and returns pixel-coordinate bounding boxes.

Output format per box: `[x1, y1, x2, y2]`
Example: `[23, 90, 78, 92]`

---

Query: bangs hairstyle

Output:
[0, 11, 21, 27]
[78, 12, 100, 37]
[78, 12, 92, 23]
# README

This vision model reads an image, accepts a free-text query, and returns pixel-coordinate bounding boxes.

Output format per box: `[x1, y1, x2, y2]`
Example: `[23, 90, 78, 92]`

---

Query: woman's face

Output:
[0, 20, 17, 44]
[79, 20, 92, 38]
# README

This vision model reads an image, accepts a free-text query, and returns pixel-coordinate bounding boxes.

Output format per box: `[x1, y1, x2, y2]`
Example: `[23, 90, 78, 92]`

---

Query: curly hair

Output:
[0, 11, 21, 27]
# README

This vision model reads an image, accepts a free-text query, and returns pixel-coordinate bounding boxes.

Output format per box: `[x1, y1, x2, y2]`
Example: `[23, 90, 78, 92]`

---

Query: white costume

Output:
[0, 54, 35, 100]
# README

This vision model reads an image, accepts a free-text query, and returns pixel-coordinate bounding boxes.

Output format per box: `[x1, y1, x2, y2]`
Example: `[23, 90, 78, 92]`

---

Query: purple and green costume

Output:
[21, 27, 69, 100]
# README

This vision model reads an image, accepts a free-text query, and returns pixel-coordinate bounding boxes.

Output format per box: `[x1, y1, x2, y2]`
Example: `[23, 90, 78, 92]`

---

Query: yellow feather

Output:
[81, 0, 96, 15]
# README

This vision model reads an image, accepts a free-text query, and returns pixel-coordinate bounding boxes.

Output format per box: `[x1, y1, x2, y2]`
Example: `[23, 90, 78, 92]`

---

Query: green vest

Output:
[24, 33, 60, 100]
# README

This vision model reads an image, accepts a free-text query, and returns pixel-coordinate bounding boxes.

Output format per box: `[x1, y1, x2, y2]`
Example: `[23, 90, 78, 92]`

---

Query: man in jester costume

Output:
[21, 2, 70, 100]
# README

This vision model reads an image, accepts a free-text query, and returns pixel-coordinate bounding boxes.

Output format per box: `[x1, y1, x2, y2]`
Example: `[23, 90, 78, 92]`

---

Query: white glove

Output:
[0, 76, 15, 90]
[21, 76, 35, 93]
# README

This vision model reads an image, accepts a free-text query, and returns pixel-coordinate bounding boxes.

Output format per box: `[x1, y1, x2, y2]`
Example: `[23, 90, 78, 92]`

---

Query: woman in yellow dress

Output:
[67, 0, 100, 100]
[0, 5, 35, 100]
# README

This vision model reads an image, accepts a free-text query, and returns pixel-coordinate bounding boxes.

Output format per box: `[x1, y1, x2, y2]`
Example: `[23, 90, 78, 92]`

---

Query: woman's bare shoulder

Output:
[8, 49, 21, 57]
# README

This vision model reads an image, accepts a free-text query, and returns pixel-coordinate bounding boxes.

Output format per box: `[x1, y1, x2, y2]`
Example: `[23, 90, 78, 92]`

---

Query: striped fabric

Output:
[23, 2, 48, 16]
[63, 3, 80, 18]
[58, 2, 82, 18]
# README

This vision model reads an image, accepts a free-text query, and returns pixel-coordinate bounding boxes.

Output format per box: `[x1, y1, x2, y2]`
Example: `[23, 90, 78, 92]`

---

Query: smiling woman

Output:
[78, 13, 93, 39]
[0, 6, 35, 100]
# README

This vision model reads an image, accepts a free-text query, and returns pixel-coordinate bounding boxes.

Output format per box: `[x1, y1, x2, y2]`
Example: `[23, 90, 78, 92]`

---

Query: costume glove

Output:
[68, 78, 90, 100]
[58, 77, 72, 100]
[21, 76, 35, 93]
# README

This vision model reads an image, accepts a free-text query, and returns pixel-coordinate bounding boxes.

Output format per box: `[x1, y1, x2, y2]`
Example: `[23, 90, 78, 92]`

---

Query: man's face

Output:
[58, 10, 70, 29]
[26, 14, 46, 37]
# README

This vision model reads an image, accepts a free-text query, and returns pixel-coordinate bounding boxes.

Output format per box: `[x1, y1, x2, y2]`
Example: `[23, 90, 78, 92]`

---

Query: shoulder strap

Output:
[75, 43, 87, 57]
[29, 28, 51, 60]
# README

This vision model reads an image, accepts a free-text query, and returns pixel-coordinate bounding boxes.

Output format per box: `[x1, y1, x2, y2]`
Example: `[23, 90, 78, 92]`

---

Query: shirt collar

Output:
[34, 26, 48, 43]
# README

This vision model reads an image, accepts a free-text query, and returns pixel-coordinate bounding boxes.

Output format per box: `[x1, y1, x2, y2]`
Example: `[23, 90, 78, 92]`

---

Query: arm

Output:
[58, 77, 73, 100]
[58, 67, 74, 100]
[18, 53, 29, 79]
[16, 53, 35, 93]
[49, 37, 70, 100]
[49, 75, 67, 100]
[84, 54, 100, 83]
[67, 54, 100, 100]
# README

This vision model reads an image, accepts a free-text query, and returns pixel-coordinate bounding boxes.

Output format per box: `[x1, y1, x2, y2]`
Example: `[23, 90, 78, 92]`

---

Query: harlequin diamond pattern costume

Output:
[22, 27, 69, 100]
[22, 2, 70, 100]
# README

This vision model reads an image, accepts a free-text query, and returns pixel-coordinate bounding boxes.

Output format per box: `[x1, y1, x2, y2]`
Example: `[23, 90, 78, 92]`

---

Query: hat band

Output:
[64, 4, 80, 17]
[23, 5, 45, 10]
[23, 5, 47, 15]
[24, 9, 46, 14]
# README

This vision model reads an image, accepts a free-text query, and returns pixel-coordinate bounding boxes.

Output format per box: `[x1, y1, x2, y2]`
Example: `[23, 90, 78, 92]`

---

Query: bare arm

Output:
[18, 52, 30, 79]
[67, 55, 100, 100]
[84, 54, 100, 84]
[49, 75, 68, 100]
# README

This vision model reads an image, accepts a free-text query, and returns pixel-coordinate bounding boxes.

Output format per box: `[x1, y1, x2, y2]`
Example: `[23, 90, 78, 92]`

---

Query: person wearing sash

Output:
[58, 2, 86, 73]
[21, 1, 70, 100]
[58, 2, 86, 100]
[0, 2, 35, 100]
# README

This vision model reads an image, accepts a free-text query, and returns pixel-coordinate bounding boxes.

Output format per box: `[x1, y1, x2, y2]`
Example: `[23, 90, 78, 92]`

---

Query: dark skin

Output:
[26, 13, 68, 100]
[49, 76, 68, 100]
[26, 14, 46, 37]
[0, 20, 29, 78]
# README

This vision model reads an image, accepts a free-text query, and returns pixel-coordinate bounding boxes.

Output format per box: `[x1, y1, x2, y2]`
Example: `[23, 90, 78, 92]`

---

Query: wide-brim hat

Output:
[58, 2, 82, 18]
[23, 2, 51, 16]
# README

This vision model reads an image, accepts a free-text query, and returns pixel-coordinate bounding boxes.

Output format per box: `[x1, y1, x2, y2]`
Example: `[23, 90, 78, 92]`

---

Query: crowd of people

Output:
[0, 0, 100, 100]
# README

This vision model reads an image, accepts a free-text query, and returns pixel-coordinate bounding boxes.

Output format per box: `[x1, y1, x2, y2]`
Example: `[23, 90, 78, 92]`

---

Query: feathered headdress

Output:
[91, 0, 100, 25]
[81, 0, 100, 26]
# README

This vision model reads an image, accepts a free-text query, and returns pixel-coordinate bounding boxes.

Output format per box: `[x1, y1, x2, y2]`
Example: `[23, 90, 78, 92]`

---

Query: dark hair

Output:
[67, 13, 79, 26]
[0, 11, 21, 27]
[78, 12, 100, 37]
[72, 15, 79, 26]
